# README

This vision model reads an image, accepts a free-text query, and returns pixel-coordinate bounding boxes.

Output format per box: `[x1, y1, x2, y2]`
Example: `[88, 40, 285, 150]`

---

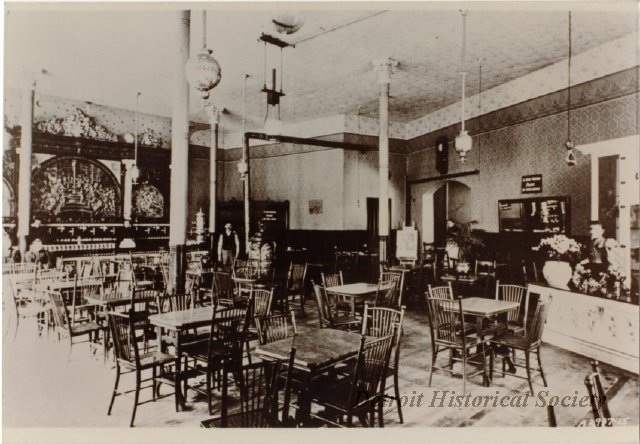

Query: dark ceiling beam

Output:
[244, 132, 376, 153]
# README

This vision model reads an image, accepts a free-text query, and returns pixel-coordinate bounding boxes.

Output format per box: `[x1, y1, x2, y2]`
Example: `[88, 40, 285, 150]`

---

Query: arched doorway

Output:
[421, 180, 471, 247]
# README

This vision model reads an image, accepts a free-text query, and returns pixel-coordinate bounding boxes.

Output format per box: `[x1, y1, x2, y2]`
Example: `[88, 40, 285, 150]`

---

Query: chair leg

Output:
[152, 365, 157, 401]
[428, 346, 438, 387]
[130, 370, 141, 427]
[462, 350, 467, 394]
[536, 346, 548, 387]
[66, 338, 73, 363]
[206, 369, 212, 416]
[489, 346, 494, 381]
[525, 350, 534, 395]
[108, 365, 121, 415]
[393, 371, 404, 424]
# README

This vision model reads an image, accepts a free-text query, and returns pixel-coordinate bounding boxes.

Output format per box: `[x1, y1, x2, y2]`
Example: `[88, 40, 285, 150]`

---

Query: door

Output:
[366, 198, 392, 253]
[433, 185, 447, 247]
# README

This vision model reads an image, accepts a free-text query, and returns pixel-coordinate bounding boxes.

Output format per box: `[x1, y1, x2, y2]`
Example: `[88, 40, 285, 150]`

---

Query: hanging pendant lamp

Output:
[455, 10, 472, 162]
[131, 92, 141, 184]
[185, 11, 222, 102]
[564, 11, 577, 166]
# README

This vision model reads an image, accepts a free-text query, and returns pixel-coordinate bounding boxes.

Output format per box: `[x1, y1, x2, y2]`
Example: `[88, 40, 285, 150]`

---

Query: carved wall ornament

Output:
[35, 108, 118, 142]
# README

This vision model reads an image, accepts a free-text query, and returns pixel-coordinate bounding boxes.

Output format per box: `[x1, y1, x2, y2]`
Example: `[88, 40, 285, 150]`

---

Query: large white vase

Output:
[542, 260, 572, 290]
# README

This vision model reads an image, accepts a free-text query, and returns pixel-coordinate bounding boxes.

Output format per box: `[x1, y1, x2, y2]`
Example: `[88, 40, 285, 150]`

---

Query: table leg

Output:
[473, 315, 491, 387]
[296, 374, 313, 427]
[175, 332, 184, 411]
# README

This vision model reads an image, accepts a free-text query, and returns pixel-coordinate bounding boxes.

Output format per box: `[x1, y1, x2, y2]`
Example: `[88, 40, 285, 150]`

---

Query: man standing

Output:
[218, 223, 240, 267]
[590, 220, 623, 270]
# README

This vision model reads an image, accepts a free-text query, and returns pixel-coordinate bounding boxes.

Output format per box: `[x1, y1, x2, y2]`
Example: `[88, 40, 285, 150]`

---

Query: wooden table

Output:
[444, 297, 520, 385]
[440, 273, 486, 296]
[253, 328, 366, 425]
[85, 290, 157, 309]
[456, 297, 520, 338]
[325, 282, 384, 314]
[148, 307, 215, 410]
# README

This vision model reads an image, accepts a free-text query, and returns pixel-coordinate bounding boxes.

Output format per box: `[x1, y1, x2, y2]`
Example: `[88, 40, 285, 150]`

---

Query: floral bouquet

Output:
[532, 234, 582, 263]
[571, 262, 629, 298]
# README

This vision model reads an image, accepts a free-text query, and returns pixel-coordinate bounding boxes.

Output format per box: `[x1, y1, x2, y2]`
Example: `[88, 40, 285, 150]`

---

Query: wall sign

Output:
[309, 200, 323, 215]
[521, 174, 543, 194]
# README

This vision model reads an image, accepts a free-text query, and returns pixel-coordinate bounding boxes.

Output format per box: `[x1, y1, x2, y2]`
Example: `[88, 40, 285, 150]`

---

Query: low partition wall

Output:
[529, 283, 639, 374]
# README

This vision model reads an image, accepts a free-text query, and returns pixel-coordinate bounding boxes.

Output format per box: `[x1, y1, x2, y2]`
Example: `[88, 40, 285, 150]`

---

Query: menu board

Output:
[499, 196, 570, 234]
[395, 226, 419, 261]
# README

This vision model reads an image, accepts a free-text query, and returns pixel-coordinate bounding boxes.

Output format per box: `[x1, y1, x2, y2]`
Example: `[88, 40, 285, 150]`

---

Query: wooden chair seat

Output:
[491, 332, 536, 350]
[69, 321, 103, 336]
[506, 322, 525, 335]
[118, 351, 176, 370]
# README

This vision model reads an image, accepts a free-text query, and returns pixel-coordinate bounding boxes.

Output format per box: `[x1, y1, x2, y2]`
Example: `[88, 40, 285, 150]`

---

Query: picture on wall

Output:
[309, 199, 323, 214]
[498, 196, 570, 234]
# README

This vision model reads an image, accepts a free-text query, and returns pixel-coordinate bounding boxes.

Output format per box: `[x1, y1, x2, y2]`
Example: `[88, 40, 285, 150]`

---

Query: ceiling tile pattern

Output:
[406, 33, 638, 139]
[4, 6, 637, 142]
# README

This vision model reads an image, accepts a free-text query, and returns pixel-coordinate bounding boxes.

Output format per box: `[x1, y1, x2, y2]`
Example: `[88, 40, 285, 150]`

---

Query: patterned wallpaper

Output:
[408, 91, 639, 236]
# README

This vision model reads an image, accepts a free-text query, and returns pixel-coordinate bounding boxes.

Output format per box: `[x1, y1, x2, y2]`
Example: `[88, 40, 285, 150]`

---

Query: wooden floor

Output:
[3, 301, 638, 431]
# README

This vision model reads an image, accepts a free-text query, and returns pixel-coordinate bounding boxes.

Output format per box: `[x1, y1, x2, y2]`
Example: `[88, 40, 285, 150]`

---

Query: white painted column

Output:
[168, 10, 190, 292]
[17, 81, 35, 259]
[121, 159, 135, 221]
[373, 58, 397, 264]
[206, 105, 219, 234]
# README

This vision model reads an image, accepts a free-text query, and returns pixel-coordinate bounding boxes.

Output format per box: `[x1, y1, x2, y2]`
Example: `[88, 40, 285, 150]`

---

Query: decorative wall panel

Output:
[31, 155, 121, 222]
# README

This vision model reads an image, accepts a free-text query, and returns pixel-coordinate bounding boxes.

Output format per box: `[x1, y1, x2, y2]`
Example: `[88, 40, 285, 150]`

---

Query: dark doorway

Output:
[433, 186, 447, 247]
[366, 197, 392, 253]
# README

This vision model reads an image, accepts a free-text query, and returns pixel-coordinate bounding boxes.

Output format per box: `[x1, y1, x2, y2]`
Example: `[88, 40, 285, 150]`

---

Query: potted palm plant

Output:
[448, 221, 485, 274]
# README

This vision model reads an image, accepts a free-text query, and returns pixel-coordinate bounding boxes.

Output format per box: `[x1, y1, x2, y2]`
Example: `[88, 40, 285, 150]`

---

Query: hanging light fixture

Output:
[564, 11, 577, 166]
[272, 11, 304, 35]
[455, 10, 472, 162]
[185, 10, 222, 102]
[259, 33, 291, 139]
[131, 91, 141, 184]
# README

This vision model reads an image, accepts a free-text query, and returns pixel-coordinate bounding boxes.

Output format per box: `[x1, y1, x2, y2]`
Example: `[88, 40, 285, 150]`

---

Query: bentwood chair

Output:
[362, 303, 405, 425]
[309, 334, 395, 427]
[428, 283, 454, 300]
[427, 296, 489, 393]
[374, 280, 400, 309]
[6, 275, 49, 338]
[207, 271, 235, 307]
[255, 311, 297, 345]
[286, 263, 307, 317]
[494, 281, 528, 335]
[201, 347, 297, 428]
[380, 271, 405, 306]
[107, 311, 177, 427]
[48, 290, 105, 361]
[474, 260, 497, 296]
[584, 360, 613, 426]
[313, 284, 360, 331]
[490, 301, 549, 395]
[183, 303, 252, 415]
[322, 271, 351, 313]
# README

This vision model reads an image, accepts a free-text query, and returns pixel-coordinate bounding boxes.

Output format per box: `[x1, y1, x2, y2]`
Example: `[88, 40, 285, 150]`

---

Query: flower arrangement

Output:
[571, 262, 629, 299]
[532, 234, 582, 263]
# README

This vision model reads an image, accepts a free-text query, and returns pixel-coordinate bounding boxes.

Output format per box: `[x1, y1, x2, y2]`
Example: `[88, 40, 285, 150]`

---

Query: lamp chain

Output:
[460, 10, 467, 133]
[567, 11, 572, 142]
[134, 91, 140, 165]
[202, 10, 207, 49]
